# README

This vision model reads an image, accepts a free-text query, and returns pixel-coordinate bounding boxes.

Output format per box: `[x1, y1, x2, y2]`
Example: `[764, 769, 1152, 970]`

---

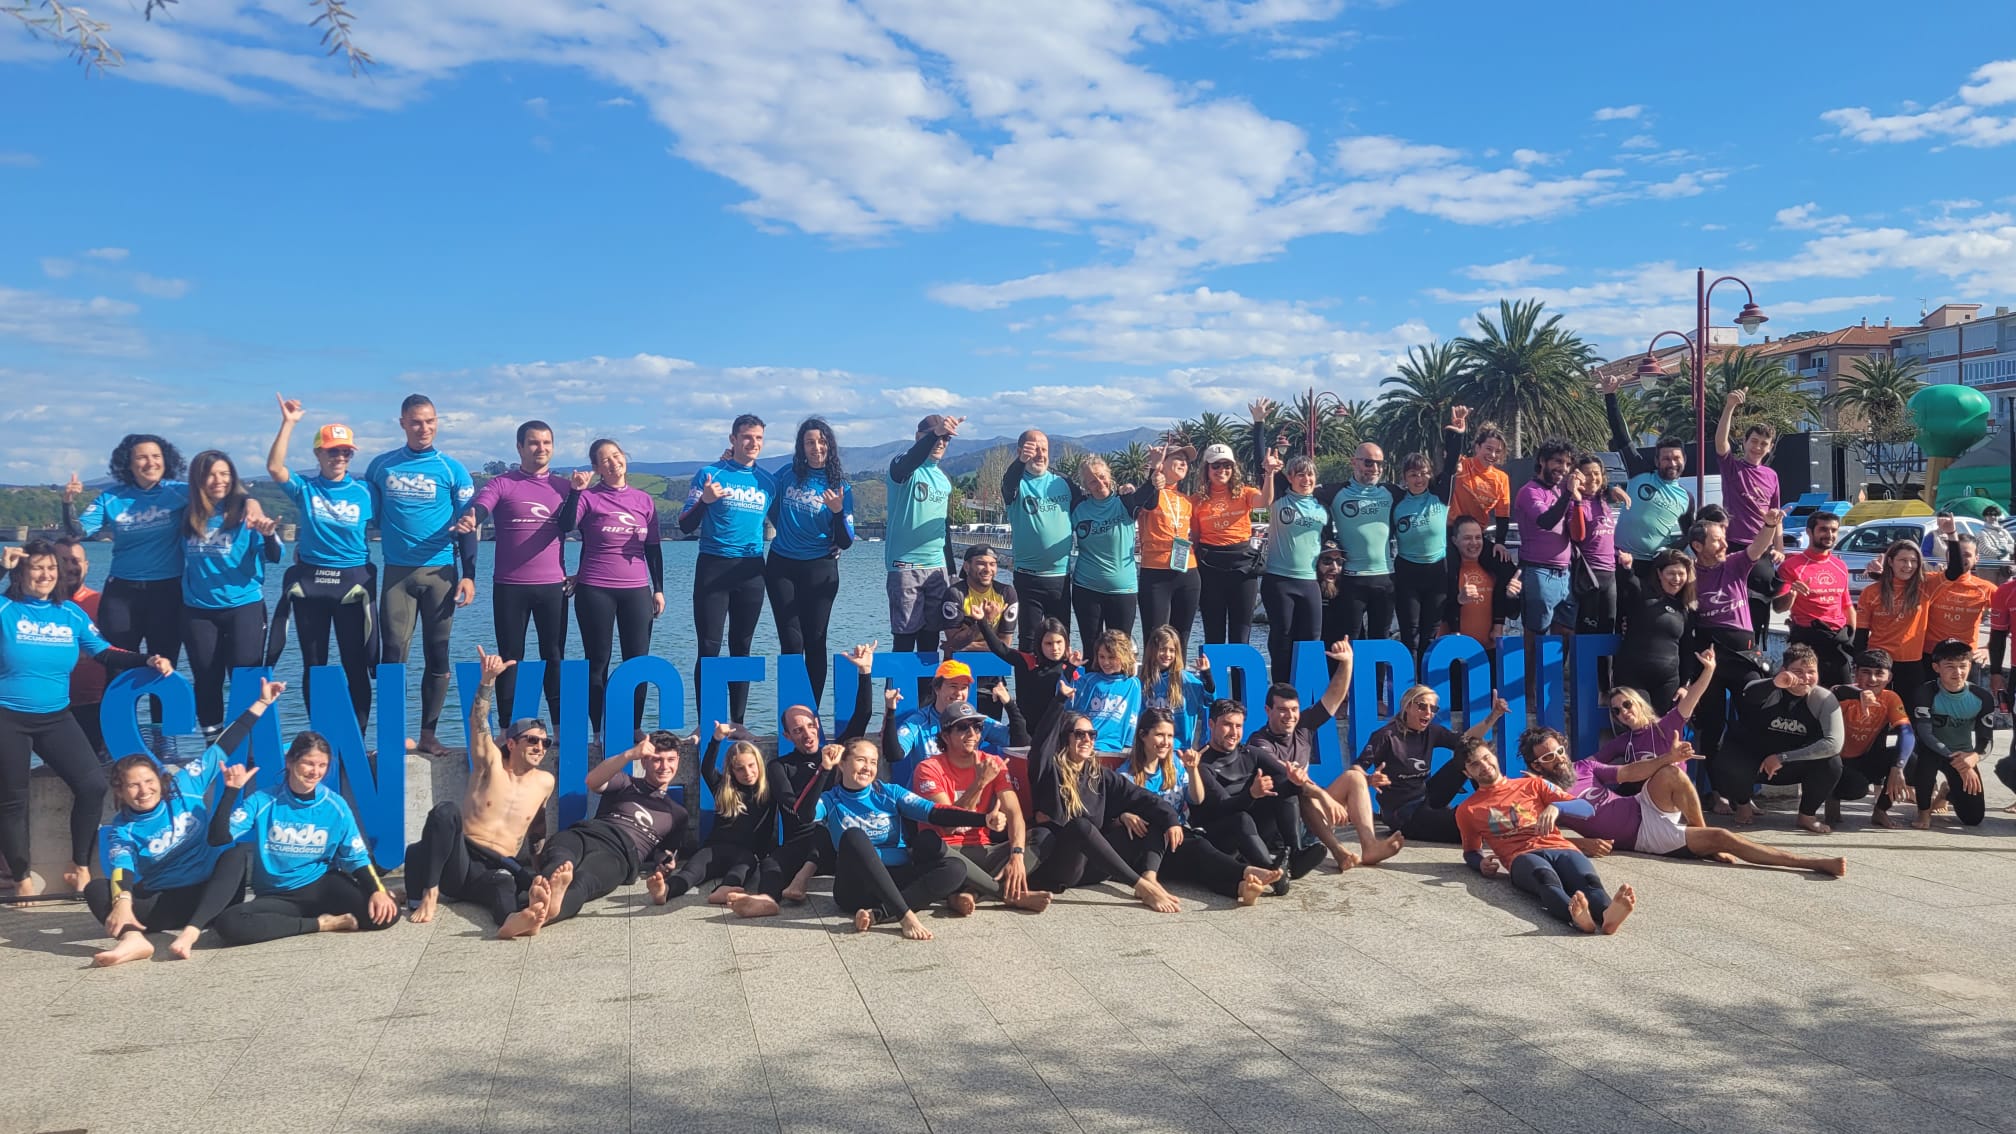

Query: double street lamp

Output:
[1636, 268, 1769, 501]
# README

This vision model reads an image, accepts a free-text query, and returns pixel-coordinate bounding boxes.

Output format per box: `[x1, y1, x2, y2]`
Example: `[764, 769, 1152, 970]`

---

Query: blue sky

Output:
[4, 0, 2014, 483]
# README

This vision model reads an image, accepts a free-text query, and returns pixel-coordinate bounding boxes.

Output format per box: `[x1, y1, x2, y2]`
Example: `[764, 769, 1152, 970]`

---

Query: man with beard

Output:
[1454, 735, 1634, 934]
[1775, 512, 1855, 687]
[1517, 728, 1844, 875]
[406, 647, 557, 925]
[1601, 374, 1693, 586]
[1512, 439, 1580, 638]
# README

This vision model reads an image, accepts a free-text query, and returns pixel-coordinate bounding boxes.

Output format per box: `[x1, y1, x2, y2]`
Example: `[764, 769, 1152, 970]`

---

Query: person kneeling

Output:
[1455, 737, 1635, 935]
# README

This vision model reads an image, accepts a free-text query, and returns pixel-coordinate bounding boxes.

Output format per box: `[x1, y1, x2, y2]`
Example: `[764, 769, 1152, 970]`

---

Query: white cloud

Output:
[1774, 202, 1849, 233]
[1510, 148, 1555, 166]
[84, 247, 129, 261]
[1619, 133, 1658, 150]
[523, 96, 549, 117]
[598, 96, 634, 107]
[40, 258, 75, 279]
[0, 287, 146, 356]
[1823, 58, 2016, 147]
[1459, 256, 1566, 288]
[1593, 105, 1644, 121]
[1048, 286, 1429, 364]
[132, 273, 194, 299]
[1333, 135, 1462, 175]
[1643, 170, 1727, 199]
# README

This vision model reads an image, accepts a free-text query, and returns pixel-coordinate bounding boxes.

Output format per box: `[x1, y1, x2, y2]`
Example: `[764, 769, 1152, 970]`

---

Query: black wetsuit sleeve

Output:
[700, 737, 724, 791]
[1608, 394, 1652, 477]
[926, 805, 989, 828]
[457, 528, 478, 580]
[890, 432, 939, 485]
[59, 500, 83, 539]
[1436, 427, 1461, 498]
[212, 704, 261, 767]
[1973, 683, 1995, 751]
[350, 864, 386, 893]
[644, 542, 664, 593]
[1125, 480, 1160, 520]
[1001, 460, 1025, 514]
[794, 767, 836, 821]
[1946, 539, 1964, 581]
[1004, 696, 1030, 747]
[975, 616, 1024, 673]
[1026, 696, 1070, 818]
[557, 488, 581, 534]
[678, 498, 707, 534]
[1256, 752, 1305, 797]
[881, 706, 902, 764]
[1190, 756, 1250, 820]
[1991, 629, 2007, 676]
[840, 670, 874, 740]
[208, 784, 243, 847]
[1912, 689, 1956, 759]
[259, 532, 283, 564]
[830, 504, 854, 551]
[1852, 627, 1871, 653]
[91, 646, 149, 674]
[1535, 484, 1572, 531]
[1493, 514, 1510, 546]
[1298, 696, 1336, 737]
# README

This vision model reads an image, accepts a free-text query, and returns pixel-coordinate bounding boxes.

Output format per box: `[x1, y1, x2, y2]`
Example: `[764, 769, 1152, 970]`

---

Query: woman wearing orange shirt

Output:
[1137, 443, 1201, 650]
[1449, 420, 1512, 543]
[1856, 540, 1932, 709]
[1440, 516, 1518, 645]
[1192, 406, 1275, 656]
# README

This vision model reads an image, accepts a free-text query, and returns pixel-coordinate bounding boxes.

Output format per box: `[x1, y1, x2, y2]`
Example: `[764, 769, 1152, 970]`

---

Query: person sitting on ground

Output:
[1020, 694, 1185, 913]
[405, 646, 555, 926]
[1709, 643, 1844, 834]
[909, 700, 1052, 917]
[1243, 638, 1361, 871]
[888, 659, 1014, 788]
[1828, 649, 1912, 829]
[1520, 728, 1844, 876]
[1455, 736, 1636, 935]
[1913, 637, 1992, 830]
[658, 723, 776, 904]
[86, 680, 282, 966]
[1189, 695, 1332, 893]
[499, 731, 689, 939]
[1117, 708, 1283, 905]
[207, 729, 399, 946]
[1353, 681, 1506, 843]
[795, 738, 988, 942]
[1592, 650, 1718, 779]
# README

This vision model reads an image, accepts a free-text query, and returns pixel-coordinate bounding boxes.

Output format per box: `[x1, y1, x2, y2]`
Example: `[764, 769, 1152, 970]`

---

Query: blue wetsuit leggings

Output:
[1510, 847, 1609, 926]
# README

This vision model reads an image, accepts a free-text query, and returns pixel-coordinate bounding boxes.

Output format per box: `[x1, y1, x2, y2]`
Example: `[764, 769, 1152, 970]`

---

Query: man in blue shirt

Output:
[364, 394, 477, 757]
[885, 414, 961, 659]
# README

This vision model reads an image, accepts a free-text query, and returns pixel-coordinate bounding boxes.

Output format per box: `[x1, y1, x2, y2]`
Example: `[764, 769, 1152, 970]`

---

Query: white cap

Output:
[1201, 443, 1237, 466]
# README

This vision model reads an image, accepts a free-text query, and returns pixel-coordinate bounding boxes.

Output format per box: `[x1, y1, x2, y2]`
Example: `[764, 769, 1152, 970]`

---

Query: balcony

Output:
[1961, 350, 2016, 389]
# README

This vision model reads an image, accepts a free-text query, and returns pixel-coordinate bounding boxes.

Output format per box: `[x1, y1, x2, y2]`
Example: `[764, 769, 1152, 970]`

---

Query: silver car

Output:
[1834, 516, 2014, 584]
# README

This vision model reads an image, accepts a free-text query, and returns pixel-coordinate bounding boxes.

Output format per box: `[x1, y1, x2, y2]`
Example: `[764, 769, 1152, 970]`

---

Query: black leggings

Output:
[1393, 558, 1444, 658]
[1013, 573, 1071, 652]
[1510, 847, 1609, 926]
[693, 553, 766, 722]
[664, 842, 757, 898]
[1071, 586, 1138, 648]
[211, 871, 394, 945]
[1576, 569, 1617, 635]
[1029, 815, 1143, 890]
[831, 827, 965, 921]
[1198, 558, 1261, 647]
[493, 582, 568, 725]
[1260, 574, 1321, 685]
[99, 576, 182, 664]
[1690, 629, 1759, 763]
[181, 601, 266, 730]
[754, 830, 833, 899]
[0, 707, 107, 880]
[575, 583, 655, 738]
[1201, 793, 1301, 866]
[1913, 751, 1986, 826]
[293, 592, 374, 732]
[1711, 749, 1843, 815]
[1382, 757, 1473, 842]
[1836, 741, 1901, 809]
[1340, 574, 1396, 641]
[1111, 825, 1250, 897]
[766, 553, 840, 703]
[379, 564, 458, 734]
[536, 822, 638, 924]
[85, 843, 250, 932]
[1745, 556, 1778, 649]
[403, 801, 530, 926]
[1890, 659, 1929, 711]
[1138, 568, 1200, 649]
[1788, 622, 1854, 690]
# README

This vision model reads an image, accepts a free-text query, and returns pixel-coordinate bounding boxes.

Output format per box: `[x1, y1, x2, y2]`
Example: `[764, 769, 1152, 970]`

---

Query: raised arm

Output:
[1309, 639, 1354, 723]
[1716, 388, 1745, 459]
[1464, 691, 1509, 741]
[1743, 508, 1784, 566]
[1673, 649, 1720, 718]
[469, 647, 513, 772]
[585, 741, 643, 794]
[267, 394, 305, 483]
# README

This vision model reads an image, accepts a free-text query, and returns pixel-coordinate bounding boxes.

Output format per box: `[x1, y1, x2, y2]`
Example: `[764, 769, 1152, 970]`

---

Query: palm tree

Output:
[1176, 412, 1244, 455]
[1104, 442, 1153, 487]
[1825, 356, 1926, 494]
[1374, 341, 1464, 463]
[1641, 348, 1819, 443]
[1453, 299, 1603, 453]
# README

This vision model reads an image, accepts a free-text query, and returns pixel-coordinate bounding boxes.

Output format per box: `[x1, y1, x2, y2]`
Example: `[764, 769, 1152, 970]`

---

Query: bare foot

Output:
[404, 736, 420, 753]
[92, 933, 154, 967]
[1815, 857, 1847, 877]
[708, 885, 741, 906]
[1712, 795, 1734, 816]
[543, 862, 575, 919]
[1872, 809, 1897, 829]
[1133, 878, 1181, 913]
[1709, 852, 1740, 865]
[62, 863, 90, 893]
[1360, 833, 1404, 866]
[1238, 866, 1283, 907]
[1004, 889, 1051, 913]
[947, 892, 977, 917]
[410, 889, 440, 923]
[852, 908, 876, 934]
[1567, 891, 1599, 934]
[729, 893, 780, 918]
[1733, 803, 1756, 826]
[645, 872, 669, 906]
[1912, 809, 1934, 830]
[498, 875, 553, 939]
[1600, 885, 1636, 935]
[416, 732, 452, 758]
[896, 911, 933, 941]
[1796, 815, 1832, 835]
[316, 912, 360, 932]
[10, 874, 40, 901]
[781, 863, 814, 903]
[1930, 783, 1950, 814]
[1331, 847, 1359, 872]
[167, 925, 201, 959]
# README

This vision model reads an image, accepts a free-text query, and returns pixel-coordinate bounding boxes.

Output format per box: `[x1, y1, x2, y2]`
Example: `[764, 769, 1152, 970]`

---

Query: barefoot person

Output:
[658, 724, 777, 904]
[1020, 696, 1183, 913]
[1119, 708, 1285, 905]
[405, 647, 555, 926]
[1708, 644, 1845, 834]
[1520, 728, 1845, 876]
[206, 731, 399, 946]
[1244, 638, 1363, 871]
[1455, 736, 1636, 935]
[1191, 697, 1333, 892]
[1353, 682, 1507, 844]
[910, 702, 1052, 917]
[1, 542, 174, 899]
[499, 730, 690, 938]
[1910, 637, 1993, 830]
[86, 682, 283, 965]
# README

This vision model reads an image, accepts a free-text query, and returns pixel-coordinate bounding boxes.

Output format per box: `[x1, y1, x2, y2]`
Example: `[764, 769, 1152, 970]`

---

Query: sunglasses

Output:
[1608, 705, 1629, 718]
[1070, 728, 1098, 739]
[517, 735, 549, 749]
[947, 721, 984, 734]
[1357, 458, 1385, 467]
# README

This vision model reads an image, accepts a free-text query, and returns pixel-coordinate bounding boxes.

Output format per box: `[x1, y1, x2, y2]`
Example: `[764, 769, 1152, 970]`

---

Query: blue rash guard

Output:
[1146, 670, 1212, 750]
[0, 595, 115, 714]
[182, 514, 282, 609]
[1072, 670, 1143, 752]
[1071, 492, 1142, 595]
[815, 781, 938, 866]
[276, 473, 373, 568]
[363, 446, 475, 568]
[1617, 473, 1692, 558]
[219, 782, 373, 894]
[1394, 489, 1450, 565]
[768, 468, 855, 561]
[891, 703, 1012, 788]
[680, 460, 775, 559]
[1003, 465, 1075, 577]
[1138, 761, 1194, 823]
[100, 715, 249, 892]
[73, 480, 190, 582]
[886, 435, 953, 571]
[1329, 482, 1399, 577]
[1265, 493, 1329, 580]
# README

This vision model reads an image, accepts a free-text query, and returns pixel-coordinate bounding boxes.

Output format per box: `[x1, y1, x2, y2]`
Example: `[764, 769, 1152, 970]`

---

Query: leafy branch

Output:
[11, 0, 372, 75]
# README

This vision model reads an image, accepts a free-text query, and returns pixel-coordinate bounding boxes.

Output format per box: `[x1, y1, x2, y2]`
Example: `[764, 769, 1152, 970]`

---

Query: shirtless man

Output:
[405, 646, 557, 925]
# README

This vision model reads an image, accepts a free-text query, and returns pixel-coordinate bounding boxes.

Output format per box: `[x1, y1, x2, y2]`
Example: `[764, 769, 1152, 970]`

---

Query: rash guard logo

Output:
[382, 471, 440, 500]
[115, 505, 175, 530]
[526, 503, 553, 521]
[268, 821, 330, 848]
[145, 812, 201, 856]
[14, 618, 74, 645]
[312, 497, 364, 525]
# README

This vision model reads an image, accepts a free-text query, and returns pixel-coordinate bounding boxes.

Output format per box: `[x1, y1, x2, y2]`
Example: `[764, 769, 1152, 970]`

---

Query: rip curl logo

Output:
[382, 471, 440, 500]
[312, 496, 364, 525]
[114, 505, 175, 530]
[14, 618, 74, 645]
[525, 503, 553, 521]
[146, 812, 201, 857]
[267, 821, 331, 849]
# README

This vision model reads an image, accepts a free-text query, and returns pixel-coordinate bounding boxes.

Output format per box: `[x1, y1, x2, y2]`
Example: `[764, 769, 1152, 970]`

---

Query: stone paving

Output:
[7, 786, 2016, 1134]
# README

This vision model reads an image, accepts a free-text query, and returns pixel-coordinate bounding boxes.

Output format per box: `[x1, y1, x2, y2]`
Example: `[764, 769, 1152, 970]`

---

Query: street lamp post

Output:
[1299, 387, 1353, 462]
[1635, 268, 1768, 503]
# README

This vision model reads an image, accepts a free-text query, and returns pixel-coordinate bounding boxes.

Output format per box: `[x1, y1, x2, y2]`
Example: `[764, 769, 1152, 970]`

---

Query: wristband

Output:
[1009, 847, 1024, 856]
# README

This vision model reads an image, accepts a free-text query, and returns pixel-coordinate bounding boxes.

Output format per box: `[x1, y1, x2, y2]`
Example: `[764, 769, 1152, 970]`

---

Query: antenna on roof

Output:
[1919, 297, 1930, 319]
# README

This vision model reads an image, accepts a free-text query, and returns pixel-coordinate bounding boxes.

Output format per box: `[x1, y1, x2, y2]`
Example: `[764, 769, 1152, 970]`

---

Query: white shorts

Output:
[1633, 790, 1689, 856]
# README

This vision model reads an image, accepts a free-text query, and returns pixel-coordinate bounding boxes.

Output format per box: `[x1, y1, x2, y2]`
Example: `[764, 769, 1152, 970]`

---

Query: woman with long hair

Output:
[1616, 549, 1698, 714]
[1571, 454, 1625, 635]
[61, 433, 195, 668]
[1449, 420, 1512, 540]
[1856, 540, 1933, 709]
[1136, 443, 1202, 648]
[974, 614, 1079, 727]
[1140, 625, 1213, 750]
[562, 439, 664, 742]
[766, 417, 854, 702]
[0, 542, 173, 898]
[1353, 683, 1505, 844]
[1441, 515, 1518, 647]
[179, 450, 283, 737]
[1024, 698, 1184, 912]
[1071, 628, 1143, 754]
[1115, 707, 1281, 905]
[658, 724, 776, 904]
[1193, 404, 1275, 663]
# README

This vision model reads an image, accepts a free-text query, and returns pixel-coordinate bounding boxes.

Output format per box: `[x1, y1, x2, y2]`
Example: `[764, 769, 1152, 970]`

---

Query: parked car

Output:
[1834, 516, 2013, 584]
[1782, 497, 1850, 550]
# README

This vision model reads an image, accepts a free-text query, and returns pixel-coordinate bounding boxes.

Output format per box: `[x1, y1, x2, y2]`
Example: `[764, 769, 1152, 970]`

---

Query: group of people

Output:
[3, 377, 2013, 948]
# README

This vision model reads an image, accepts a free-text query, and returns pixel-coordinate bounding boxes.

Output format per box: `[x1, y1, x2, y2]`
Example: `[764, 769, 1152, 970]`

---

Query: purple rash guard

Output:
[472, 469, 570, 585]
[574, 483, 661, 589]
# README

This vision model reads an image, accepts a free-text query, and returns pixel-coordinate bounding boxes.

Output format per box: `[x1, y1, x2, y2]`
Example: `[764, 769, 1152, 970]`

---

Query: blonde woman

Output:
[1071, 629, 1143, 753]
[659, 723, 775, 903]
[1354, 683, 1507, 844]
[1024, 698, 1184, 912]
[1069, 456, 1159, 644]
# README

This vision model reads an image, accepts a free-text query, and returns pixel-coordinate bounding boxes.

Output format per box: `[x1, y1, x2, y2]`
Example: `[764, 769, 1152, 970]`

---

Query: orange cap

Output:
[933, 659, 973, 683]
[313, 423, 357, 451]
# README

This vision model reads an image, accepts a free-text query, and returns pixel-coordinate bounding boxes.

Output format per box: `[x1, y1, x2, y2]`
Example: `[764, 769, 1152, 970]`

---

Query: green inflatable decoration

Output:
[1911, 384, 1991, 457]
